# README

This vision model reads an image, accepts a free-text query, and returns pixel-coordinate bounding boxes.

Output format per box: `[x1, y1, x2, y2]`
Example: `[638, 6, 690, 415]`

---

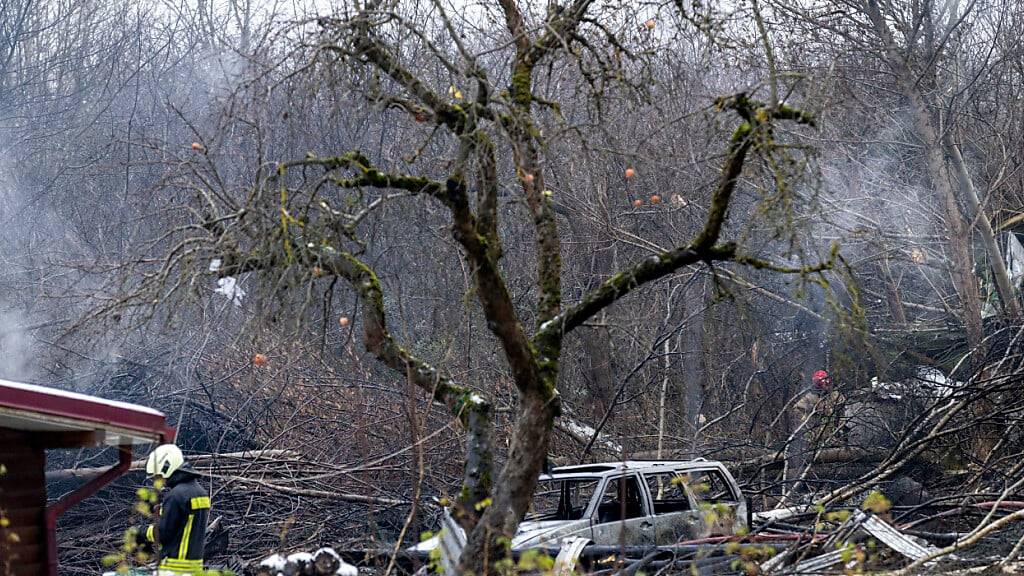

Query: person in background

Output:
[794, 370, 833, 418]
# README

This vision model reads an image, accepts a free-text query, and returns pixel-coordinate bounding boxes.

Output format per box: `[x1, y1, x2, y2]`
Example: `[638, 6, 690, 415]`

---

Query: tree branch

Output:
[535, 95, 817, 347]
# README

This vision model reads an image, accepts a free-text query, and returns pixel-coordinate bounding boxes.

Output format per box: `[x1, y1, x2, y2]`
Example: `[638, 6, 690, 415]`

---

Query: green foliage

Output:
[861, 491, 892, 514]
[837, 541, 867, 573]
[816, 509, 853, 532]
[492, 545, 557, 576]
[515, 549, 555, 573]
[825, 509, 851, 523]
[104, 478, 164, 573]
[728, 542, 777, 575]
[427, 538, 443, 574]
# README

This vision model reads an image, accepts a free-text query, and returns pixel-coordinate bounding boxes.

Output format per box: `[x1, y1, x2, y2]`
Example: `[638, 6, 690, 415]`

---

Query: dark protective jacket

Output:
[143, 470, 210, 573]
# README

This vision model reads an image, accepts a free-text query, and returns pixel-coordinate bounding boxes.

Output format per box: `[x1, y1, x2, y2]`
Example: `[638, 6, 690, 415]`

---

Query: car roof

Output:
[541, 459, 724, 480]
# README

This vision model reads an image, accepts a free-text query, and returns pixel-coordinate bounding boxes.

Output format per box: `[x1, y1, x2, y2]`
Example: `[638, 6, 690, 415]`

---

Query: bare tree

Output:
[100, 1, 840, 570]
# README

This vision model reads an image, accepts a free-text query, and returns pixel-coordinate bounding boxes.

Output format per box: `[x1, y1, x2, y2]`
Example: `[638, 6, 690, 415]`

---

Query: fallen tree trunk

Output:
[633, 446, 888, 471]
[45, 449, 300, 482]
[213, 474, 410, 507]
[732, 446, 889, 472]
[48, 449, 413, 507]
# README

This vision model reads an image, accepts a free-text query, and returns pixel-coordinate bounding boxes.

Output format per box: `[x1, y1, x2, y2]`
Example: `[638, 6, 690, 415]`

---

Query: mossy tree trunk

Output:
[213, 4, 824, 574]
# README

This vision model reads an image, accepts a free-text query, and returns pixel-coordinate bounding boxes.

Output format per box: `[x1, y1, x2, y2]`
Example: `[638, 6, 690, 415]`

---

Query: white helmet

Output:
[146, 444, 186, 478]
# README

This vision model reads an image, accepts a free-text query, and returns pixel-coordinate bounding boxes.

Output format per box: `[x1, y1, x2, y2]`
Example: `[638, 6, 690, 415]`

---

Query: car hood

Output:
[409, 519, 586, 552]
[510, 519, 586, 549]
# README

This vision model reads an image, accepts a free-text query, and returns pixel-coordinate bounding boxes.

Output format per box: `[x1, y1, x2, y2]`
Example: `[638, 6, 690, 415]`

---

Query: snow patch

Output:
[0, 379, 165, 416]
[259, 553, 287, 572]
[287, 551, 313, 564]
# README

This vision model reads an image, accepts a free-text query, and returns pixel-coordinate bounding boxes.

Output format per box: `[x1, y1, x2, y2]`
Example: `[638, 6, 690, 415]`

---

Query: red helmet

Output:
[812, 370, 832, 389]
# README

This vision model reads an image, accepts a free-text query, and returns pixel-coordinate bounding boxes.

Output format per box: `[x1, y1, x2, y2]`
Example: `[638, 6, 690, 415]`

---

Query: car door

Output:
[588, 473, 655, 546]
[680, 467, 742, 536]
[641, 471, 705, 545]
[512, 477, 598, 549]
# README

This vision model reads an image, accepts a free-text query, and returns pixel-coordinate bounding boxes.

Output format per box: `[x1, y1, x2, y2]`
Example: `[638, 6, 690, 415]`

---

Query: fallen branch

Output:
[213, 474, 410, 507]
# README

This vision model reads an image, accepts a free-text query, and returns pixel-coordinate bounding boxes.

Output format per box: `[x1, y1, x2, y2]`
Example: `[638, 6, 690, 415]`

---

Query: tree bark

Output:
[945, 133, 1020, 317]
[680, 279, 706, 456]
[458, 388, 559, 571]
[297, 17, 821, 568]
[882, 254, 908, 325]
[454, 401, 494, 532]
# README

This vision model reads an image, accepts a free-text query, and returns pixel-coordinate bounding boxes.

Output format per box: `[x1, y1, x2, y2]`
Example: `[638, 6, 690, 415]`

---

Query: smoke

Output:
[0, 157, 42, 381]
[0, 309, 37, 381]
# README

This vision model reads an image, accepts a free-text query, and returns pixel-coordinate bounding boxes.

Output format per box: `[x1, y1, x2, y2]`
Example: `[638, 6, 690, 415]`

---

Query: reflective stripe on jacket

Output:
[145, 471, 210, 574]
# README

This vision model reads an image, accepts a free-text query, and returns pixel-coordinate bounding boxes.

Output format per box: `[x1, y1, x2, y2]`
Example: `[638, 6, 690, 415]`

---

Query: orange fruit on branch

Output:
[253, 353, 268, 367]
[632, 198, 643, 207]
[625, 167, 636, 179]
[339, 316, 351, 327]
[190, 142, 204, 152]
[650, 194, 661, 204]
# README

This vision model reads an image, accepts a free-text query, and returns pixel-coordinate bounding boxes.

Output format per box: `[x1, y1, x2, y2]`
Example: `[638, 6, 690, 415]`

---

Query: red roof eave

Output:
[0, 380, 174, 442]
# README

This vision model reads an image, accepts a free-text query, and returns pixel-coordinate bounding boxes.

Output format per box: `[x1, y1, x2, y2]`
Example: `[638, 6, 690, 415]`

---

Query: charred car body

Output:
[416, 459, 749, 553]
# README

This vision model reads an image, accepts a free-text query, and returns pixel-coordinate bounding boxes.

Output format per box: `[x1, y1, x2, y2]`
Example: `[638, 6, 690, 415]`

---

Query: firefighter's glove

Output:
[133, 525, 156, 552]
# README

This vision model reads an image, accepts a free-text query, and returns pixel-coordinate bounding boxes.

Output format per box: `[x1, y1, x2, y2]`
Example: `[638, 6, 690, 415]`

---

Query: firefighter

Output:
[794, 369, 833, 418]
[136, 444, 210, 575]
[813, 369, 832, 390]
[787, 369, 846, 493]
[794, 369, 846, 440]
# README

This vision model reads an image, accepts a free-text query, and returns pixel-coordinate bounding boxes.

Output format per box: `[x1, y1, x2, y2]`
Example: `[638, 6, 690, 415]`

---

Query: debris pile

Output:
[526, 510, 944, 574]
[759, 510, 944, 573]
[249, 548, 357, 576]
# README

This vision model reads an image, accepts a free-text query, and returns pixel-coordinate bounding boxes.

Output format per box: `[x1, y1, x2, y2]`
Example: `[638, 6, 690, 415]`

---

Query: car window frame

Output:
[641, 471, 693, 516]
[679, 466, 739, 505]
[593, 472, 652, 523]
[531, 474, 605, 521]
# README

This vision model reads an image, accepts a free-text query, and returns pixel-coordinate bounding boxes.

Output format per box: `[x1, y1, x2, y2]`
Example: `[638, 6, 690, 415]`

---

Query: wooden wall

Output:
[0, 427, 46, 576]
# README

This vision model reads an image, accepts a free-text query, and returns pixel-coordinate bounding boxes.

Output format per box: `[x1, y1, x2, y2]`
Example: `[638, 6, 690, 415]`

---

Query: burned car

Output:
[416, 459, 748, 553]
